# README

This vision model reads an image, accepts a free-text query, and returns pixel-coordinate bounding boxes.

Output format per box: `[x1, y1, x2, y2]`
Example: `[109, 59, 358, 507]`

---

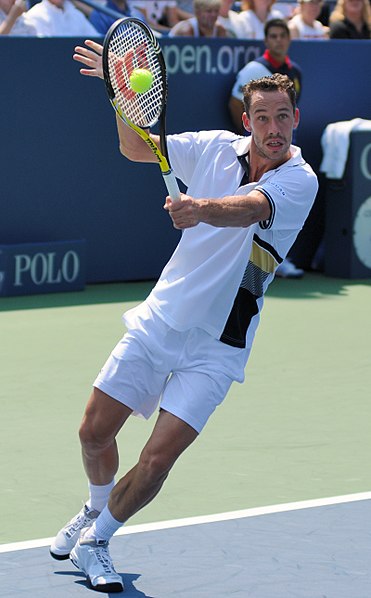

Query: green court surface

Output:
[0, 274, 370, 546]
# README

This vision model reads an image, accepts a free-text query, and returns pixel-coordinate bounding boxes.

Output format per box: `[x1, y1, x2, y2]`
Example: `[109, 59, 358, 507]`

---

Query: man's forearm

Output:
[116, 115, 161, 163]
[166, 191, 271, 230]
[0, 11, 19, 34]
[197, 193, 270, 227]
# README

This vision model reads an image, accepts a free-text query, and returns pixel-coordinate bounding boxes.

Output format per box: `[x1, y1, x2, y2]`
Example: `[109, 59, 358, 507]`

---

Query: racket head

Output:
[102, 18, 168, 129]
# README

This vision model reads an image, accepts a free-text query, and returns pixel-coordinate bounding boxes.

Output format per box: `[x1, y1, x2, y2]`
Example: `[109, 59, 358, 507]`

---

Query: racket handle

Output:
[162, 170, 181, 203]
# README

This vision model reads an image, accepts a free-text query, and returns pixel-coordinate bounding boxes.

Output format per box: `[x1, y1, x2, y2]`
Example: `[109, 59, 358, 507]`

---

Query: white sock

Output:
[86, 480, 115, 513]
[85, 506, 123, 543]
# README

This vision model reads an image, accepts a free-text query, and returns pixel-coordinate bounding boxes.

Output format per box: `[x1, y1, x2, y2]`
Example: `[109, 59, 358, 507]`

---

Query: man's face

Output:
[243, 90, 299, 162]
[301, 0, 322, 19]
[265, 27, 290, 60]
[196, 5, 220, 30]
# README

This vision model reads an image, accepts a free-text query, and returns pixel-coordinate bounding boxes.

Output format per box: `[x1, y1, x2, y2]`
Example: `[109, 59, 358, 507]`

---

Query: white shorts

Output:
[94, 303, 250, 433]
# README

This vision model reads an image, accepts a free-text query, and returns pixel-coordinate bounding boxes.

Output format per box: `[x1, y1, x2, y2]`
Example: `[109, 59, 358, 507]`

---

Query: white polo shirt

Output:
[143, 130, 318, 348]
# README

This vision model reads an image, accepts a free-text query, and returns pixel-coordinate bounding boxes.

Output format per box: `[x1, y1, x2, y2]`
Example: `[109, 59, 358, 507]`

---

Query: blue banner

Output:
[0, 240, 86, 296]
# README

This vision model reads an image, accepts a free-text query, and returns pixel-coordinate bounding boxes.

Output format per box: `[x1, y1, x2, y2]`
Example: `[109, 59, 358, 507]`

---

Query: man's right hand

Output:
[73, 40, 104, 79]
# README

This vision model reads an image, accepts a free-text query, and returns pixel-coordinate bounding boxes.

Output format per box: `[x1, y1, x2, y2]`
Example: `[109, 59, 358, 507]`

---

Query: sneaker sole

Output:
[50, 549, 70, 561]
[70, 553, 124, 593]
[87, 576, 124, 593]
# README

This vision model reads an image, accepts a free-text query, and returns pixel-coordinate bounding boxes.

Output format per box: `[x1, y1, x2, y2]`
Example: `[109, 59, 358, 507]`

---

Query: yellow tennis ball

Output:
[129, 68, 153, 94]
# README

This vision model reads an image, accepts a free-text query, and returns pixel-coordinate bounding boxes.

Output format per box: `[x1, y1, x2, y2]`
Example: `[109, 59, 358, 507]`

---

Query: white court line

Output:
[1, 491, 370, 555]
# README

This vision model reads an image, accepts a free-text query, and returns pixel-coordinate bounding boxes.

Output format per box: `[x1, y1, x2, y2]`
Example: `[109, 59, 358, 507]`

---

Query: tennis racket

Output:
[102, 17, 180, 201]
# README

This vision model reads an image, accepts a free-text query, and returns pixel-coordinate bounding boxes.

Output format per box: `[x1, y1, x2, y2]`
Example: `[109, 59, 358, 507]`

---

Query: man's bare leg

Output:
[79, 387, 133, 485]
[108, 409, 198, 523]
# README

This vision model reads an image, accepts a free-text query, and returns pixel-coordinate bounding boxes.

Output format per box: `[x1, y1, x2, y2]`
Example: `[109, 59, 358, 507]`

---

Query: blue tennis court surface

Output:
[0, 495, 370, 598]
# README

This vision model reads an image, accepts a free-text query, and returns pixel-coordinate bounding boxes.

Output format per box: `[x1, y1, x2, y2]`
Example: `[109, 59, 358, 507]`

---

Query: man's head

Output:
[242, 74, 299, 162]
[299, 0, 323, 21]
[264, 19, 291, 61]
[194, 0, 221, 29]
[243, 73, 296, 116]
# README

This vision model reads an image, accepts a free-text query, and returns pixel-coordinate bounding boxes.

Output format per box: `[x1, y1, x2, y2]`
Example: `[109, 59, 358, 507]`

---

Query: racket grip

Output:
[162, 171, 181, 203]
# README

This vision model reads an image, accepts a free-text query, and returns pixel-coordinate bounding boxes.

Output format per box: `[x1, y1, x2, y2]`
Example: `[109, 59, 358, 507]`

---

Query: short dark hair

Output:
[242, 73, 296, 116]
[264, 18, 290, 37]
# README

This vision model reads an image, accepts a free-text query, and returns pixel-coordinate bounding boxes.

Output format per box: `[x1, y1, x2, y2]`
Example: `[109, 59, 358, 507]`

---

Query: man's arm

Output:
[115, 115, 161, 163]
[164, 190, 271, 229]
[168, 20, 194, 36]
[73, 40, 162, 164]
[0, 0, 26, 34]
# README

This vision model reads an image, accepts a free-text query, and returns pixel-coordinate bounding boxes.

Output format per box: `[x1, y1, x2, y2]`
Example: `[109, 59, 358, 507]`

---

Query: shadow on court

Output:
[0, 281, 154, 312]
[1, 274, 370, 313]
[1, 499, 370, 598]
[54, 570, 154, 597]
[267, 272, 371, 300]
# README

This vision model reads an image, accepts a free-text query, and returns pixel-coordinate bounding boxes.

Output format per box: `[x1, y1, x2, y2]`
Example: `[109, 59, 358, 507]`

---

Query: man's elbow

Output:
[118, 142, 141, 162]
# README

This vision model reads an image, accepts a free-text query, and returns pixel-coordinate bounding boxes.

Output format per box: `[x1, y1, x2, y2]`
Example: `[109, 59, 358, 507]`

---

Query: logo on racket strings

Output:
[114, 43, 149, 100]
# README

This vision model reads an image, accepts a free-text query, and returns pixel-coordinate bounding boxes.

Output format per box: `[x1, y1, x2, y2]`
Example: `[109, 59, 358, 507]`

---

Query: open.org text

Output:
[163, 44, 261, 76]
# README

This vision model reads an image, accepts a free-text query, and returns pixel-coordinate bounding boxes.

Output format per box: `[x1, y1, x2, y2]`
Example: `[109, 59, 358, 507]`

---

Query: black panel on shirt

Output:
[219, 287, 259, 348]
[237, 152, 250, 186]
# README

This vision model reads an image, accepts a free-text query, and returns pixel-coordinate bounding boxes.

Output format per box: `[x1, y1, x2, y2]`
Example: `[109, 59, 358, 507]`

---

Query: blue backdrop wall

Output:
[0, 38, 369, 283]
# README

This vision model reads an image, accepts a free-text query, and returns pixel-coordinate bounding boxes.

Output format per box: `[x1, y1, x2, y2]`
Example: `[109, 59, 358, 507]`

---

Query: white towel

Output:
[319, 118, 371, 179]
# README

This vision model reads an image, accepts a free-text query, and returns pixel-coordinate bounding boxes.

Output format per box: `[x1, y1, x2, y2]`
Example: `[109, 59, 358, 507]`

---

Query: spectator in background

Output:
[169, 0, 232, 37]
[25, 0, 99, 35]
[131, 0, 180, 35]
[90, 0, 143, 34]
[217, 0, 243, 36]
[237, 0, 284, 38]
[289, 0, 329, 38]
[229, 18, 304, 278]
[317, 0, 331, 25]
[0, 0, 37, 34]
[329, 0, 370, 38]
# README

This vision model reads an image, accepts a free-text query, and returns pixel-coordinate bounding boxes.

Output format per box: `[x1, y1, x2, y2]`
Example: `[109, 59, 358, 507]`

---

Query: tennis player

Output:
[50, 41, 318, 594]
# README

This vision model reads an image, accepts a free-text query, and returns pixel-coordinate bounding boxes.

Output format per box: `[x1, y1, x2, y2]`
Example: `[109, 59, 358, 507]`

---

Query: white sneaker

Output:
[50, 505, 100, 561]
[70, 529, 124, 593]
[275, 258, 304, 279]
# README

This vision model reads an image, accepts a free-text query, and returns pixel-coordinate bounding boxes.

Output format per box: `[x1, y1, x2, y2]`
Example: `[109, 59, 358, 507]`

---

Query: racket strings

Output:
[108, 22, 165, 128]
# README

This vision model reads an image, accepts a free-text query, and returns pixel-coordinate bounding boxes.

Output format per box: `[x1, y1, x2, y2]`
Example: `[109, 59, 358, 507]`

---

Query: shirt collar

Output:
[231, 136, 304, 173]
[263, 49, 292, 69]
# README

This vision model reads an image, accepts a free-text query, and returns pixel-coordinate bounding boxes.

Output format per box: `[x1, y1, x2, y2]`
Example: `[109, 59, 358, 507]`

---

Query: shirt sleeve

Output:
[256, 166, 319, 232]
[89, 11, 108, 34]
[167, 131, 228, 188]
[231, 63, 270, 100]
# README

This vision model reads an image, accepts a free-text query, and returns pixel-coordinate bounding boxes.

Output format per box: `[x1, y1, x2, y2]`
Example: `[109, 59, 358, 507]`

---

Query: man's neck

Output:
[254, 6, 269, 22]
[263, 49, 288, 68]
[248, 140, 292, 182]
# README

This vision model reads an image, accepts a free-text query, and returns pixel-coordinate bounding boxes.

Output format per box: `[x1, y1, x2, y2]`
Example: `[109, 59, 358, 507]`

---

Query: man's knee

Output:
[78, 388, 131, 451]
[78, 417, 108, 450]
[138, 446, 174, 483]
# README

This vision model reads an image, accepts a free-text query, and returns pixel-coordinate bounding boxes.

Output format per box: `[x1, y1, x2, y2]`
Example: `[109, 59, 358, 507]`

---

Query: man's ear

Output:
[242, 112, 251, 133]
[293, 107, 300, 130]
